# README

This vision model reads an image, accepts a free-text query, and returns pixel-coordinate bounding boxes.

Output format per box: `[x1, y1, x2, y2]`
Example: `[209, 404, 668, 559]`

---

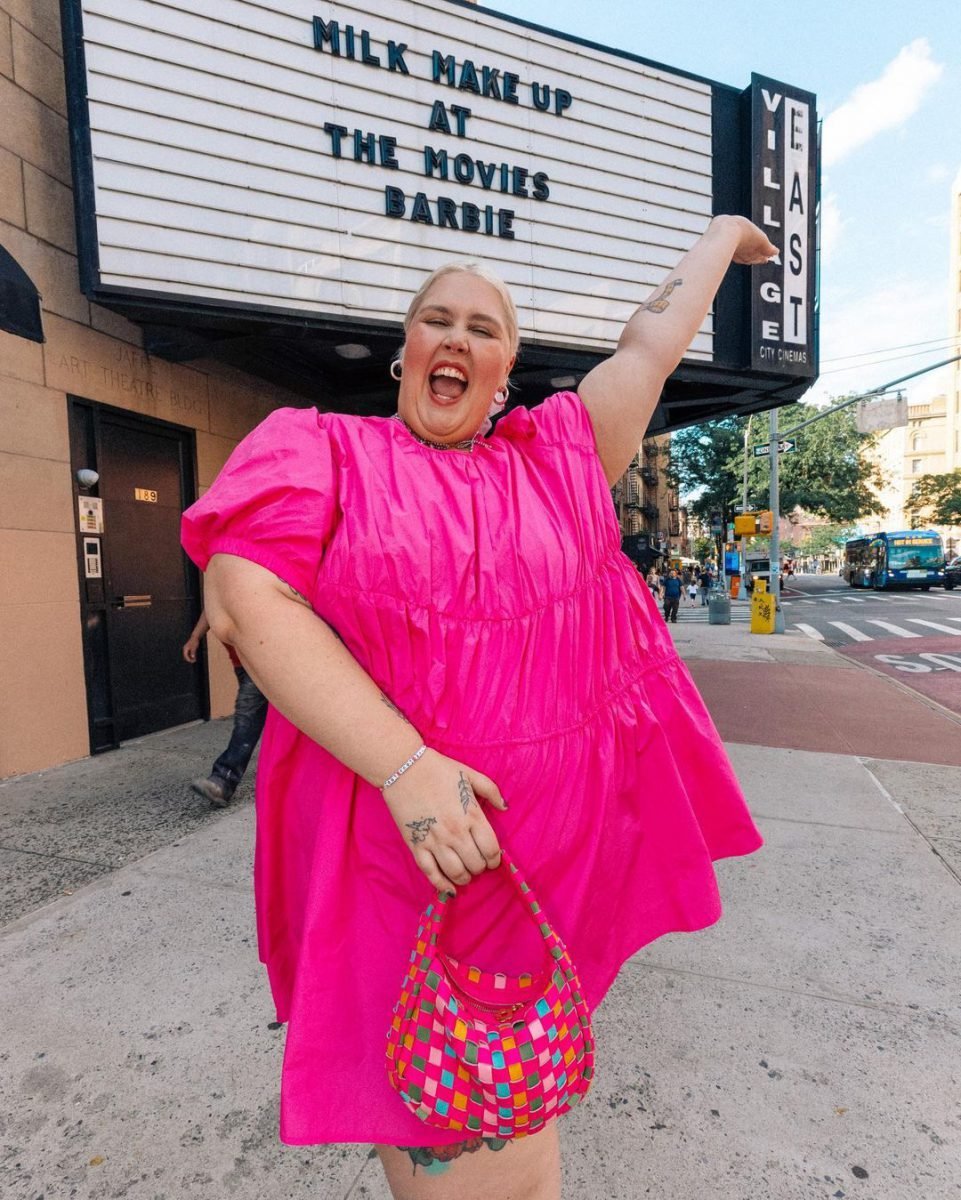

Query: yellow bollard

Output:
[750, 578, 776, 635]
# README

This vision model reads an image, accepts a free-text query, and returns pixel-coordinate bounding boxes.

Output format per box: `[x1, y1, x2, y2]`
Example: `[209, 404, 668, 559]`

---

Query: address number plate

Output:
[134, 488, 158, 502]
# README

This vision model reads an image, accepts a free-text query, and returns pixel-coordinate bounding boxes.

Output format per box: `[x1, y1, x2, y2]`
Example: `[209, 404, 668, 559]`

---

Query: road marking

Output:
[830, 621, 873, 642]
[794, 623, 825, 640]
[845, 597, 866, 603]
[906, 619, 961, 636]
[866, 620, 922, 638]
[822, 598, 841, 603]
[799, 600, 816, 605]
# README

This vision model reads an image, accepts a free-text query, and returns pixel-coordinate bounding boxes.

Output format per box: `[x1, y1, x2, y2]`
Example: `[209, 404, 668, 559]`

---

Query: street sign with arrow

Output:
[753, 439, 797, 457]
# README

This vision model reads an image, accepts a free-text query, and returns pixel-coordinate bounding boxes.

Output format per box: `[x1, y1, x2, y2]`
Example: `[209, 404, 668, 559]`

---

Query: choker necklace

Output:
[391, 414, 477, 452]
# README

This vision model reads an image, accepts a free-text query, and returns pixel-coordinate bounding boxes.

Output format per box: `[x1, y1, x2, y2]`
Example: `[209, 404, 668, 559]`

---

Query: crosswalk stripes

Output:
[792, 611, 961, 644]
[906, 618, 961, 635]
[864, 620, 922, 639]
[828, 621, 872, 642]
[677, 587, 960, 642]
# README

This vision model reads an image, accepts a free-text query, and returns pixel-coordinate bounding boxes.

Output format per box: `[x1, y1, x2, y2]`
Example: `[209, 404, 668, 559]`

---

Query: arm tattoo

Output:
[638, 277, 683, 314]
[380, 694, 412, 724]
[458, 771, 474, 814]
[405, 817, 437, 845]
[275, 576, 311, 607]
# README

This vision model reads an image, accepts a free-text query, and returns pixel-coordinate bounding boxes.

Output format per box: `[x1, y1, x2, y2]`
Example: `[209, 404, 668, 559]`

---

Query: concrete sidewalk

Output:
[671, 615, 961, 766]
[2, 652, 961, 1197]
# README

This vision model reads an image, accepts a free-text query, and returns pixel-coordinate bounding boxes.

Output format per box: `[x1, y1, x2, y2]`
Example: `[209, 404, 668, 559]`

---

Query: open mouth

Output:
[429, 365, 468, 401]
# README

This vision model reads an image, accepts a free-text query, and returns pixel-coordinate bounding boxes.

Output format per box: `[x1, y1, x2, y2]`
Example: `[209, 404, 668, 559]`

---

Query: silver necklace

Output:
[391, 414, 477, 452]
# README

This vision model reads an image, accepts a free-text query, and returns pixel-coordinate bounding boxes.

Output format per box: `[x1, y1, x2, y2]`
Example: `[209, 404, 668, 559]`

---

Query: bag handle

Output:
[426, 849, 564, 959]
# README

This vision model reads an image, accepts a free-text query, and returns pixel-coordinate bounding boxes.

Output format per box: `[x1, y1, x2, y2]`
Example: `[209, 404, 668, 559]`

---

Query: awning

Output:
[0, 245, 44, 343]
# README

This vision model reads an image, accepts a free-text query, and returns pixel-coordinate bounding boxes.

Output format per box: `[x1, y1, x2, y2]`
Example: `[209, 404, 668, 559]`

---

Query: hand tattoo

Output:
[406, 817, 437, 845]
[639, 277, 683, 314]
[458, 771, 474, 814]
[380, 694, 412, 724]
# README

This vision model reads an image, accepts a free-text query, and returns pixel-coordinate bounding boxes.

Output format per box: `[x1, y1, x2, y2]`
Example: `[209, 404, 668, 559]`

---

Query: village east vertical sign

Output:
[749, 74, 818, 377]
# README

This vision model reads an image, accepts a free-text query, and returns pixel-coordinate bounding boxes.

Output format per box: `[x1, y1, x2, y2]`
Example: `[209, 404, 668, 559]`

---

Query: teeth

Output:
[432, 366, 468, 382]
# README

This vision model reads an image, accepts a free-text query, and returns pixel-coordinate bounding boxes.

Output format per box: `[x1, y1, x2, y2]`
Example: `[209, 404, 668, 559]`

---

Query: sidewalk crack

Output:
[0, 842, 113, 869]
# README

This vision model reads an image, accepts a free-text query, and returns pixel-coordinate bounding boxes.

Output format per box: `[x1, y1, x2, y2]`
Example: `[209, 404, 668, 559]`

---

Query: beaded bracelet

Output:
[381, 744, 427, 790]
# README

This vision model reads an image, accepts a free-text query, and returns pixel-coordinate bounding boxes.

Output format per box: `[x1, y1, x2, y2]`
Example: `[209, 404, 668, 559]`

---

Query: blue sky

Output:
[501, 0, 961, 407]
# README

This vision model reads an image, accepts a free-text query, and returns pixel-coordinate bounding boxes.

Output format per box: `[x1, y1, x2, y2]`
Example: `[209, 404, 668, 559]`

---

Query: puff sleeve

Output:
[181, 407, 339, 601]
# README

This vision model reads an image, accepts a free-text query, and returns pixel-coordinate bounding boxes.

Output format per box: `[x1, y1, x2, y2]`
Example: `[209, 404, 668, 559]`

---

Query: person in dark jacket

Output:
[662, 570, 682, 623]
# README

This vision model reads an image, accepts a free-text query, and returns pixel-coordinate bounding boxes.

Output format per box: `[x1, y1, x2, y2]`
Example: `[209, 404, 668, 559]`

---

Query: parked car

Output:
[944, 556, 961, 590]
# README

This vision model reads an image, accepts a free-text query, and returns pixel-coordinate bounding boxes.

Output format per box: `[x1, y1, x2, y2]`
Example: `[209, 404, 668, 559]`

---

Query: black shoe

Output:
[191, 777, 232, 807]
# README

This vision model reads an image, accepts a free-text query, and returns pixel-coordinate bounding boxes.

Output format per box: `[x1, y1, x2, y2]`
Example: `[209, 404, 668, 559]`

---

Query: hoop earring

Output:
[493, 387, 509, 406]
[389, 359, 403, 382]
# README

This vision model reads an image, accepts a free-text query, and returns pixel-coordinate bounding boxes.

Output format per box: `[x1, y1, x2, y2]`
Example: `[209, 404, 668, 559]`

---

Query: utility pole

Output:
[741, 413, 753, 585]
[768, 407, 785, 632]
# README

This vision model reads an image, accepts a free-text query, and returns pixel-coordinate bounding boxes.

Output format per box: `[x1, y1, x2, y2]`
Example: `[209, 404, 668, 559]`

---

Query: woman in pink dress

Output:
[181, 214, 775, 1199]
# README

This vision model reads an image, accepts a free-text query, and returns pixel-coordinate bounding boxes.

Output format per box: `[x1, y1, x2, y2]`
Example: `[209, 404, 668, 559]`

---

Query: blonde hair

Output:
[402, 261, 520, 359]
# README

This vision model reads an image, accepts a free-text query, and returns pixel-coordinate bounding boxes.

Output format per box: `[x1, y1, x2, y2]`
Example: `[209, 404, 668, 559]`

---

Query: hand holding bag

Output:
[386, 849, 595, 1139]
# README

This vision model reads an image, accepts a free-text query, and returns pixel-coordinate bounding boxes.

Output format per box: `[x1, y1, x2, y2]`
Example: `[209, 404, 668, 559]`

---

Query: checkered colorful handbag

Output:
[386, 849, 595, 1138]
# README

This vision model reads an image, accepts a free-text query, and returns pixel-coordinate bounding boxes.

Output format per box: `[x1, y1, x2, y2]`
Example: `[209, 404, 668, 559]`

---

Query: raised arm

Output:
[578, 215, 777, 484]
[202, 553, 506, 892]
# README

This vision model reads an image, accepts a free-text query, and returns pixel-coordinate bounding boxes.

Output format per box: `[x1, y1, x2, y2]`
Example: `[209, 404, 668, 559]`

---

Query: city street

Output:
[673, 573, 961, 718]
[2, 617, 960, 1198]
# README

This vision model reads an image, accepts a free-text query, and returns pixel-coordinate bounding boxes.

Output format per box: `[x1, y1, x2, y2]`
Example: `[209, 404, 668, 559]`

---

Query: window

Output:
[911, 458, 922, 474]
[912, 434, 924, 451]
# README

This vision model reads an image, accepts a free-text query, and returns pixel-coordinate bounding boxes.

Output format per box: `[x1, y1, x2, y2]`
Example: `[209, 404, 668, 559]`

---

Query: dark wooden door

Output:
[71, 401, 204, 749]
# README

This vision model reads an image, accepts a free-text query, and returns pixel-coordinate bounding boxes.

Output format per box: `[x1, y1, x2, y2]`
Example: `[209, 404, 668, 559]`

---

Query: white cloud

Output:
[926, 163, 952, 184]
[822, 39, 943, 168]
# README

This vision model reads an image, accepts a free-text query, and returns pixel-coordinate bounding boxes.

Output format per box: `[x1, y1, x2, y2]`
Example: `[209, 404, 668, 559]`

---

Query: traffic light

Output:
[733, 510, 774, 537]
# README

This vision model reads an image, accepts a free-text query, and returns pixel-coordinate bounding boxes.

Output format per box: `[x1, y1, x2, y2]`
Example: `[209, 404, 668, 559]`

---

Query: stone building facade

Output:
[0, 0, 307, 777]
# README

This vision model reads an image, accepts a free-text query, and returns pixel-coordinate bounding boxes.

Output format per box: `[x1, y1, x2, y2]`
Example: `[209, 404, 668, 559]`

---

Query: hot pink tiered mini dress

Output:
[181, 391, 762, 1146]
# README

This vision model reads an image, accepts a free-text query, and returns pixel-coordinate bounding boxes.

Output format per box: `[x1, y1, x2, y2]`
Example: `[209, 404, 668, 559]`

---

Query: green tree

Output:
[670, 400, 887, 524]
[798, 524, 856, 559]
[668, 415, 744, 525]
[905, 469, 961, 526]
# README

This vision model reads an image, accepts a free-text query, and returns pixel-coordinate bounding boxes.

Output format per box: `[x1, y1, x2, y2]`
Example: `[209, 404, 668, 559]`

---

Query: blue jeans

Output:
[210, 667, 268, 797]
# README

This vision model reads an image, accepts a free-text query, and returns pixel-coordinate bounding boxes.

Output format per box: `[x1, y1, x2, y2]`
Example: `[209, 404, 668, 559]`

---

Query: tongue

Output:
[431, 374, 466, 399]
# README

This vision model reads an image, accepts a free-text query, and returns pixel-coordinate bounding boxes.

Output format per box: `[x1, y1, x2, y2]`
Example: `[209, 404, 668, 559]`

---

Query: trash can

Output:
[750, 579, 776, 634]
[707, 588, 731, 625]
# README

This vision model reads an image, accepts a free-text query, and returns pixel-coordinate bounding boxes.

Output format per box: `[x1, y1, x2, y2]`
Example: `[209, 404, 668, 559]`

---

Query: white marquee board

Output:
[73, 0, 717, 356]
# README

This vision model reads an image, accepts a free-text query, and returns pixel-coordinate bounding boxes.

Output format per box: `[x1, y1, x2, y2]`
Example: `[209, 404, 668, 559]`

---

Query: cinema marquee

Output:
[61, 0, 820, 430]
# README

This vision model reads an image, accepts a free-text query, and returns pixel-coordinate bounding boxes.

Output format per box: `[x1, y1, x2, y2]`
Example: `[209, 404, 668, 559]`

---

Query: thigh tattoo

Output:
[399, 1137, 508, 1175]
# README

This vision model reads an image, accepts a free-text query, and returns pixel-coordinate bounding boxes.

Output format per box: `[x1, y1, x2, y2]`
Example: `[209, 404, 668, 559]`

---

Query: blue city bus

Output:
[843, 530, 945, 590]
